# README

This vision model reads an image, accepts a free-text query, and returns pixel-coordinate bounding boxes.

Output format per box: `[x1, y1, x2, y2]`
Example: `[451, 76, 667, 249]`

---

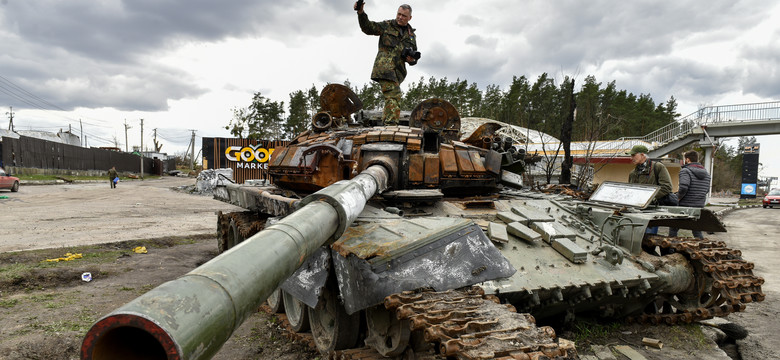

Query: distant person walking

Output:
[669, 150, 711, 238]
[108, 166, 118, 189]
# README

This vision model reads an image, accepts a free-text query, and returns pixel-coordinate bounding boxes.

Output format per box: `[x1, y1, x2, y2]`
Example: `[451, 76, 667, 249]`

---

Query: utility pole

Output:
[80, 119, 84, 147]
[6, 106, 14, 131]
[189, 130, 197, 171]
[123, 119, 132, 152]
[140, 118, 144, 179]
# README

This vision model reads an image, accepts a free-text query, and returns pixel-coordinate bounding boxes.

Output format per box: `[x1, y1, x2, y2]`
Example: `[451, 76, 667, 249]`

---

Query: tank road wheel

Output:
[267, 288, 285, 313]
[225, 218, 242, 250]
[283, 291, 310, 332]
[217, 212, 229, 253]
[645, 258, 725, 322]
[308, 284, 360, 353]
[633, 235, 765, 324]
[365, 306, 410, 357]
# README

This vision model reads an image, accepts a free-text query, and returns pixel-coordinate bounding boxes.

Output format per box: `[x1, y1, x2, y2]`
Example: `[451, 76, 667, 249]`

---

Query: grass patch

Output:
[23, 309, 97, 335]
[737, 198, 762, 206]
[0, 236, 211, 294]
[28, 293, 58, 302]
[570, 319, 622, 344]
[0, 298, 19, 308]
[666, 323, 709, 349]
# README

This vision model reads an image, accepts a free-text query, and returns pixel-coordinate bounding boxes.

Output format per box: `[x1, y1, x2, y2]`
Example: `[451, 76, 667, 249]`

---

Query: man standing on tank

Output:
[669, 150, 710, 238]
[354, 2, 419, 125]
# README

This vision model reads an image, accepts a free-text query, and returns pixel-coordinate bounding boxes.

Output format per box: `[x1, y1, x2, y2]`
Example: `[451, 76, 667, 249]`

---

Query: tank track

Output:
[385, 286, 578, 360]
[264, 286, 577, 359]
[630, 235, 765, 325]
[216, 211, 268, 252]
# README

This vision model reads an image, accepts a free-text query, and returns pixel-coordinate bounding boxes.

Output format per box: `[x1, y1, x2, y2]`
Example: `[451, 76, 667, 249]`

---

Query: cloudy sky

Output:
[1, 0, 780, 179]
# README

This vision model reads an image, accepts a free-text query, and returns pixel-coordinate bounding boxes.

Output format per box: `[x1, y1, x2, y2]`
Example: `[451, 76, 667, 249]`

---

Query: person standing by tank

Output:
[354, 2, 419, 125]
[627, 145, 673, 235]
[108, 166, 118, 189]
[668, 150, 710, 238]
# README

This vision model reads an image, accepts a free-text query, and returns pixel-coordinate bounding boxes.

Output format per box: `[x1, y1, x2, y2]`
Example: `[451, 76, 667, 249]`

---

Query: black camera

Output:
[401, 47, 421, 65]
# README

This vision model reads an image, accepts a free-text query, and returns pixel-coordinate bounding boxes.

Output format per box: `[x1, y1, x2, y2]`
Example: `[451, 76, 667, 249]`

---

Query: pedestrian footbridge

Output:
[619, 101, 780, 175]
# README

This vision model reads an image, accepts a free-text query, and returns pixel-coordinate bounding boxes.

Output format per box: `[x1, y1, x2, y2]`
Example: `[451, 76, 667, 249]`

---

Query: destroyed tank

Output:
[81, 84, 764, 360]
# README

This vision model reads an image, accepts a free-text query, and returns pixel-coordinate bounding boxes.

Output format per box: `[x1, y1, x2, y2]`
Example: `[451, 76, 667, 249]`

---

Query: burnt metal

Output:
[319, 83, 362, 119]
[279, 247, 331, 308]
[332, 222, 516, 314]
[409, 98, 461, 143]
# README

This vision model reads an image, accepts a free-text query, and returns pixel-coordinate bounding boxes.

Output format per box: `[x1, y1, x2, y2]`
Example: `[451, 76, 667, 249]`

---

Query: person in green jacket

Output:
[108, 166, 118, 189]
[627, 145, 672, 234]
[354, 2, 419, 125]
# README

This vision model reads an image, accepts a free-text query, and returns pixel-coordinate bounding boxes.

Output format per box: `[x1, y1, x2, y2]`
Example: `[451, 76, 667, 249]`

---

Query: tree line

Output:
[225, 74, 751, 192]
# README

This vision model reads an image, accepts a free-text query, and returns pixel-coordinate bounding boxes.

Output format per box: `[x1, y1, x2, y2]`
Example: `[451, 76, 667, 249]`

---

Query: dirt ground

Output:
[0, 178, 775, 359]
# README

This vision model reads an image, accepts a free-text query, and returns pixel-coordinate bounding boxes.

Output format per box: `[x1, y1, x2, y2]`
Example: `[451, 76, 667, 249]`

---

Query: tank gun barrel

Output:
[80, 165, 390, 360]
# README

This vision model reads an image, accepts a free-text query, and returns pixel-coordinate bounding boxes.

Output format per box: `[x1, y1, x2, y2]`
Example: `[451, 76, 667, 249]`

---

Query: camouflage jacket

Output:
[358, 12, 417, 83]
[628, 159, 672, 200]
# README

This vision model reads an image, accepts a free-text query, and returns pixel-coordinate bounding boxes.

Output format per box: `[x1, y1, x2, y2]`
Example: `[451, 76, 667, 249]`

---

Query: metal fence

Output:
[629, 101, 780, 147]
[599, 101, 780, 154]
[1, 135, 171, 175]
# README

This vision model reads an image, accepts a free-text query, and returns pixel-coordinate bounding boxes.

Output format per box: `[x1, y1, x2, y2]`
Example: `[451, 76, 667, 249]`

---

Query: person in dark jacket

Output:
[355, 2, 418, 125]
[669, 150, 711, 238]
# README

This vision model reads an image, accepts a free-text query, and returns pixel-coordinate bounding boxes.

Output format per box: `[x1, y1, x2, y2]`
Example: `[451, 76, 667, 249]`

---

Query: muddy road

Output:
[0, 179, 776, 359]
[0, 177, 243, 253]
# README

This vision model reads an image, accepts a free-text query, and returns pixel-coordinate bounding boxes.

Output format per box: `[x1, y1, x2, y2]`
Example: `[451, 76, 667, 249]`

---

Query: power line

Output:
[0, 74, 113, 128]
[0, 74, 69, 111]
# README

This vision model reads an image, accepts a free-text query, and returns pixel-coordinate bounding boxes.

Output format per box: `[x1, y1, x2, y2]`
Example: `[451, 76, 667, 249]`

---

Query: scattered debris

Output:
[538, 183, 591, 199]
[56, 176, 74, 183]
[614, 345, 648, 360]
[44, 252, 83, 262]
[81, 272, 92, 282]
[699, 321, 749, 340]
[196, 168, 234, 194]
[132, 246, 148, 254]
[590, 344, 617, 360]
[642, 337, 663, 349]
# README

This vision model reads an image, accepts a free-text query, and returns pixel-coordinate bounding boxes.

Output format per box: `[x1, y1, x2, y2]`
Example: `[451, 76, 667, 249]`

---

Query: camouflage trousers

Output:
[377, 79, 401, 125]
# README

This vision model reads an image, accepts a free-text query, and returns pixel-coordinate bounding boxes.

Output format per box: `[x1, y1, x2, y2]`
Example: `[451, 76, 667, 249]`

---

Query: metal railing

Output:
[615, 101, 780, 150]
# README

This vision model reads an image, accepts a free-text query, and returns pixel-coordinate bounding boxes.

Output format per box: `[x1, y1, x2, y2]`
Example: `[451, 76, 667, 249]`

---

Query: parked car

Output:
[763, 188, 780, 208]
[0, 167, 19, 192]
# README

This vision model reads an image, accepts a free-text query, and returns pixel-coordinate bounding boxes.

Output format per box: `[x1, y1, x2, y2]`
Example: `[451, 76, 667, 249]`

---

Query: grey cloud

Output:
[416, 42, 508, 88]
[516, 1, 765, 66]
[598, 57, 743, 107]
[740, 33, 780, 98]
[455, 14, 482, 27]
[465, 34, 497, 49]
[0, 0, 350, 112]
